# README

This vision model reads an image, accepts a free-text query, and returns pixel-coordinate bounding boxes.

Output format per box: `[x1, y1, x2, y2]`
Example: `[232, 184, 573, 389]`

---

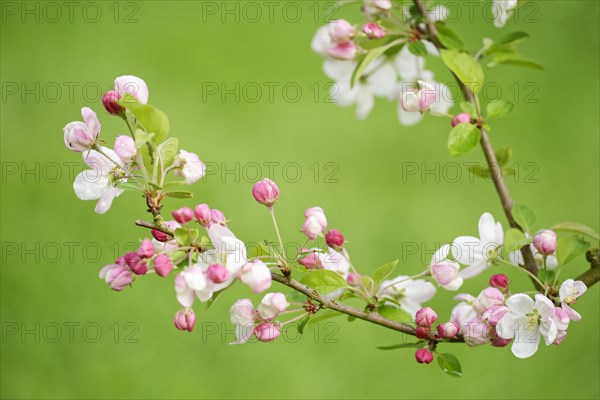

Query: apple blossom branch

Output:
[412, 0, 599, 290]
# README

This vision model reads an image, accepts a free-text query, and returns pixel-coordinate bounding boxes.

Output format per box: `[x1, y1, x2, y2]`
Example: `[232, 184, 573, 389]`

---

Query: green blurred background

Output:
[1, 0, 598, 398]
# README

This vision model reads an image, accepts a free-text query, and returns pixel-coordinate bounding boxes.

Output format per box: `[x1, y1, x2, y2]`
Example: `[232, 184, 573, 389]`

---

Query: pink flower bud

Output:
[114, 75, 149, 104]
[194, 203, 212, 226]
[174, 309, 196, 332]
[415, 326, 429, 339]
[415, 349, 433, 364]
[206, 264, 229, 284]
[415, 307, 438, 327]
[137, 239, 155, 258]
[114, 135, 136, 162]
[489, 274, 509, 290]
[151, 229, 171, 242]
[258, 292, 290, 320]
[451, 112, 472, 127]
[473, 287, 505, 314]
[115, 255, 127, 266]
[99, 264, 133, 291]
[400, 82, 437, 113]
[302, 216, 323, 240]
[125, 252, 148, 275]
[533, 230, 557, 255]
[329, 19, 356, 42]
[172, 207, 194, 224]
[346, 272, 362, 286]
[327, 41, 357, 60]
[240, 261, 272, 293]
[305, 207, 327, 230]
[491, 332, 511, 347]
[298, 251, 321, 269]
[431, 262, 459, 286]
[102, 90, 124, 115]
[325, 229, 345, 249]
[252, 178, 280, 208]
[254, 322, 280, 342]
[437, 321, 460, 338]
[210, 209, 226, 226]
[362, 22, 385, 39]
[154, 254, 174, 277]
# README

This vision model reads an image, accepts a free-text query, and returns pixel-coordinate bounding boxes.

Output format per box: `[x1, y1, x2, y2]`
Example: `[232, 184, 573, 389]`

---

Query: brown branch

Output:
[413, 0, 541, 281]
[577, 249, 600, 287]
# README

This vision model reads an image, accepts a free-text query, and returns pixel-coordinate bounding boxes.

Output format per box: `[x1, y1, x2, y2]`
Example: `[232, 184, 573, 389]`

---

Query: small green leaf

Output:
[133, 129, 154, 149]
[408, 41, 428, 56]
[157, 137, 179, 168]
[119, 94, 170, 144]
[351, 39, 404, 88]
[512, 203, 536, 233]
[551, 222, 600, 242]
[377, 341, 422, 350]
[556, 235, 590, 266]
[166, 191, 194, 199]
[300, 270, 347, 294]
[538, 269, 555, 284]
[162, 181, 186, 190]
[378, 305, 412, 323]
[246, 241, 272, 260]
[495, 147, 513, 166]
[440, 49, 485, 93]
[503, 228, 530, 253]
[297, 314, 311, 334]
[489, 52, 544, 70]
[435, 22, 465, 50]
[373, 259, 399, 286]
[437, 353, 462, 377]
[484, 31, 530, 56]
[448, 123, 481, 156]
[487, 100, 514, 119]
[174, 228, 191, 246]
[361, 276, 375, 293]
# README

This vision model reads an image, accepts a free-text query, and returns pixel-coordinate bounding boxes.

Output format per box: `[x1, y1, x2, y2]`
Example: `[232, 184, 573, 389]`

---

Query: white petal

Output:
[539, 319, 557, 345]
[452, 236, 484, 265]
[534, 294, 556, 317]
[397, 106, 423, 126]
[441, 277, 464, 291]
[506, 294, 535, 314]
[496, 314, 521, 339]
[73, 171, 107, 201]
[562, 302, 581, 321]
[432, 244, 450, 264]
[479, 212, 499, 245]
[94, 186, 121, 214]
[403, 279, 436, 303]
[511, 328, 540, 359]
[183, 266, 207, 291]
[559, 279, 574, 301]
[458, 259, 489, 279]
[323, 59, 355, 81]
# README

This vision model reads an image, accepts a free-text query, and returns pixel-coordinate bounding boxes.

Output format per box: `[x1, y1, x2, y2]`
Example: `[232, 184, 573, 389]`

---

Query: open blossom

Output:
[174, 150, 206, 185]
[559, 279, 587, 321]
[114, 75, 149, 104]
[379, 276, 436, 317]
[430, 244, 463, 291]
[452, 212, 504, 279]
[496, 294, 558, 358]
[99, 263, 133, 291]
[63, 107, 100, 152]
[318, 248, 351, 278]
[73, 147, 125, 214]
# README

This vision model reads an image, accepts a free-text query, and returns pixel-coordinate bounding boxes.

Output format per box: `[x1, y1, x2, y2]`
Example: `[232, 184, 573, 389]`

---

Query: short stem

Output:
[269, 207, 287, 266]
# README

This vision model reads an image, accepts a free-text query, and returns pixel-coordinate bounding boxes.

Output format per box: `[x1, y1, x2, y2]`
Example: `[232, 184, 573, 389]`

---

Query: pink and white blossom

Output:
[452, 212, 504, 279]
[379, 276, 436, 317]
[99, 264, 133, 291]
[63, 107, 101, 152]
[114, 75, 149, 104]
[252, 178, 280, 207]
[230, 299, 256, 344]
[429, 244, 463, 291]
[257, 292, 289, 320]
[240, 260, 272, 293]
[113, 135, 136, 163]
[559, 279, 587, 321]
[174, 150, 206, 185]
[496, 294, 558, 358]
[472, 287, 505, 314]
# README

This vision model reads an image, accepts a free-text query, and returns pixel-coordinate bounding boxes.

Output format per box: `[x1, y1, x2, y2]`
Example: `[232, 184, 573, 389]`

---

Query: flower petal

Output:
[452, 236, 484, 265]
[506, 294, 535, 315]
[458, 259, 489, 279]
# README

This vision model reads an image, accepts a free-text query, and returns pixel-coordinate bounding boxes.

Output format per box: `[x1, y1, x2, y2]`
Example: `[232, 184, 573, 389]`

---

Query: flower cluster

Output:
[230, 293, 290, 344]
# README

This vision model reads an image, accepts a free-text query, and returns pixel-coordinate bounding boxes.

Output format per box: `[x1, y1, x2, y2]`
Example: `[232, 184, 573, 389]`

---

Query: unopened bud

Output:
[172, 207, 194, 224]
[415, 348, 433, 364]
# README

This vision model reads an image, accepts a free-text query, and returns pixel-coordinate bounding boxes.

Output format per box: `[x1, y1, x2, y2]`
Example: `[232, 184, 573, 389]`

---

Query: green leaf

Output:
[297, 314, 311, 334]
[361, 276, 375, 293]
[174, 228, 191, 246]
[372, 259, 399, 286]
[485, 31, 530, 56]
[556, 235, 590, 266]
[435, 22, 465, 50]
[489, 52, 544, 70]
[512, 203, 536, 233]
[408, 41, 427, 56]
[133, 129, 155, 149]
[448, 123, 481, 156]
[300, 270, 347, 294]
[351, 39, 404, 88]
[487, 100, 514, 119]
[440, 49, 484, 93]
[157, 137, 179, 168]
[503, 228, 529, 253]
[437, 353, 462, 377]
[538, 269, 555, 284]
[166, 191, 194, 199]
[162, 181, 186, 190]
[377, 341, 422, 350]
[495, 147, 513, 166]
[551, 222, 600, 242]
[119, 94, 170, 144]
[378, 305, 412, 323]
